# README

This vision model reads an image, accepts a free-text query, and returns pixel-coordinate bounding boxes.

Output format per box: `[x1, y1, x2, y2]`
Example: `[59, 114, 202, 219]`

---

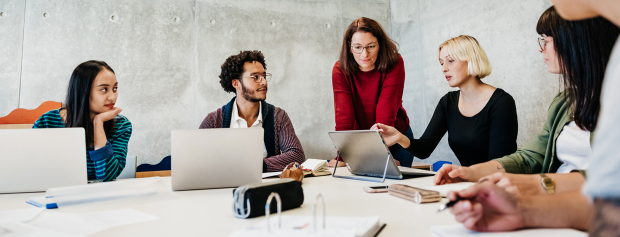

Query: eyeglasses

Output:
[538, 37, 550, 51]
[241, 73, 272, 83]
[350, 43, 379, 54]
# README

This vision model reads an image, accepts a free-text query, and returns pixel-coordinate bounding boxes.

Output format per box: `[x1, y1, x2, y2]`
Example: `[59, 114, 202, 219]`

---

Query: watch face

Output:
[543, 178, 554, 187]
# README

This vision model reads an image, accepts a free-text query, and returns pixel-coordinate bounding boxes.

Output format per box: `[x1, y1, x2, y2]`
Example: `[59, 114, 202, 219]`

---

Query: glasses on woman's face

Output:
[538, 37, 550, 51]
[350, 43, 379, 54]
[241, 73, 272, 83]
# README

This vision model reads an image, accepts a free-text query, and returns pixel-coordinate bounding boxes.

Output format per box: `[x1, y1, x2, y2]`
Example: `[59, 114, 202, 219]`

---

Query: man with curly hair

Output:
[199, 50, 305, 172]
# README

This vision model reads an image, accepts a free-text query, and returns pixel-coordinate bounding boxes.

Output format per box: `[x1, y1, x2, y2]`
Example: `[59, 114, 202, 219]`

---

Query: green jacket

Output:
[494, 92, 593, 175]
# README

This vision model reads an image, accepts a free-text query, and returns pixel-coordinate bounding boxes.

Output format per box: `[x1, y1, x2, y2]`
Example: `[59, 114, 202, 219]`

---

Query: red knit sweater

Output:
[332, 55, 410, 134]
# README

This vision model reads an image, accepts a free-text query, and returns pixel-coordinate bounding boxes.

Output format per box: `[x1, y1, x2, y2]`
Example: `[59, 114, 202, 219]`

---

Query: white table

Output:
[0, 168, 458, 236]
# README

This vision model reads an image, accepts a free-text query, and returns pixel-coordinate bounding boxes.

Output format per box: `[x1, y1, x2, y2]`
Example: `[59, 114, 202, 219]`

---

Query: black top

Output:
[406, 89, 518, 166]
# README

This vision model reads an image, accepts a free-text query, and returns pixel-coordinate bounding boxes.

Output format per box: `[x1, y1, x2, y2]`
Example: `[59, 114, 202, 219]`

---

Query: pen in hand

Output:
[438, 179, 487, 212]
[437, 195, 464, 212]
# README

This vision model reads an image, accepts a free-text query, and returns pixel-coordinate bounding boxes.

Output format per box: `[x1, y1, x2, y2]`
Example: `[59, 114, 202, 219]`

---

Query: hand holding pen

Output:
[438, 181, 525, 232]
[438, 178, 491, 212]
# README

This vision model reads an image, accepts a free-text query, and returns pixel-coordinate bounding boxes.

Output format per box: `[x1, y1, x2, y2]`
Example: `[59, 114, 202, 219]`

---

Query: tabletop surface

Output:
[0, 168, 458, 236]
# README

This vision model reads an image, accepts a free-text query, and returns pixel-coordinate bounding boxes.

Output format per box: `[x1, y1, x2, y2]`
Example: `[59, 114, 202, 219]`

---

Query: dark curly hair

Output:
[219, 50, 267, 93]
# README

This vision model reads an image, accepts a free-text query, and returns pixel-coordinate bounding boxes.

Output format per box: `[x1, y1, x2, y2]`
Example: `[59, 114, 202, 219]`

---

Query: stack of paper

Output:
[25, 177, 174, 211]
[27, 196, 57, 209]
[301, 159, 332, 177]
[229, 216, 382, 237]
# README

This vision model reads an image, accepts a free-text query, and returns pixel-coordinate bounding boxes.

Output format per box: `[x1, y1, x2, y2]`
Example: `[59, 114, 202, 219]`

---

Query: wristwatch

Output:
[539, 173, 555, 195]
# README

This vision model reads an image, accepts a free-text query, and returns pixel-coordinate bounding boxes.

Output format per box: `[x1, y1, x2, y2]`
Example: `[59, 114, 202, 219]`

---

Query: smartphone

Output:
[363, 185, 389, 193]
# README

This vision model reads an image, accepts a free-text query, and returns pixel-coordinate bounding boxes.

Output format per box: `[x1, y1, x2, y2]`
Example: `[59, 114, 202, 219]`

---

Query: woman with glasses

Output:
[330, 17, 414, 167]
[373, 35, 519, 169]
[434, 7, 620, 196]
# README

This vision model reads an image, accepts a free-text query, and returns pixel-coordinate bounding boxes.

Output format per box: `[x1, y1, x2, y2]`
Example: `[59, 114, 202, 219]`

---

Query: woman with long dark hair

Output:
[33, 60, 132, 182]
[330, 17, 413, 167]
[434, 6, 620, 196]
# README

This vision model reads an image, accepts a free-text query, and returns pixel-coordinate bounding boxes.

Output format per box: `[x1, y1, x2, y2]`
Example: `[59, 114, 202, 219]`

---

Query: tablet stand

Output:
[331, 151, 390, 183]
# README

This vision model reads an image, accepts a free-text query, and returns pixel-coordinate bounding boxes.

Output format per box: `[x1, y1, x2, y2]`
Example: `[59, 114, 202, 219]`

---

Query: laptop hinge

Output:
[332, 151, 390, 183]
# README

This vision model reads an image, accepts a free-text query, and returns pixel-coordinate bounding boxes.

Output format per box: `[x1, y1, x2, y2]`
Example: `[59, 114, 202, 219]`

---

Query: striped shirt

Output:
[33, 109, 132, 181]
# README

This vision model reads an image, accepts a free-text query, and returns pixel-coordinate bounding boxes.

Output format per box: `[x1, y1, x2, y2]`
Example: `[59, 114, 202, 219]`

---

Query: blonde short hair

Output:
[438, 35, 492, 79]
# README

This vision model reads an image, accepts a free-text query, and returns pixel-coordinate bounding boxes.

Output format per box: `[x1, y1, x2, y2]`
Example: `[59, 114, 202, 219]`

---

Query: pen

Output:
[437, 195, 464, 212]
[373, 223, 387, 237]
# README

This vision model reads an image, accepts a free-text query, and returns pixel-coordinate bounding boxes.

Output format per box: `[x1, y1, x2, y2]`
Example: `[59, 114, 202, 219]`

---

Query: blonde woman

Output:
[373, 35, 518, 168]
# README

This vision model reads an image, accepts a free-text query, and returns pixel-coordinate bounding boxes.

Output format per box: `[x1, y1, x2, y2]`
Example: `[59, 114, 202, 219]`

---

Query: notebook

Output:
[301, 159, 332, 177]
[410, 161, 433, 171]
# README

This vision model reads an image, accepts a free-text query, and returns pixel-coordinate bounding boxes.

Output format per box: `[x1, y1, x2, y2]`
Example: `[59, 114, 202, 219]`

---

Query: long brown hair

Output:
[338, 17, 399, 75]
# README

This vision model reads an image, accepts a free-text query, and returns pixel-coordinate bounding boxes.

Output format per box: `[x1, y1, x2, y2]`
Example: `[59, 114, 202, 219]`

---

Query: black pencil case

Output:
[232, 178, 304, 218]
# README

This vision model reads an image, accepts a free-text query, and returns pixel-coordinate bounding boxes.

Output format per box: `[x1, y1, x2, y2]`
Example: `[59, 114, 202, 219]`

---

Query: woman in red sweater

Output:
[329, 17, 413, 167]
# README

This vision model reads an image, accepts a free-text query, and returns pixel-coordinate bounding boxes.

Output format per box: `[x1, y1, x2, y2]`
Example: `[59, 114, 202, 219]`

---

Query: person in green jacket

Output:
[434, 6, 620, 197]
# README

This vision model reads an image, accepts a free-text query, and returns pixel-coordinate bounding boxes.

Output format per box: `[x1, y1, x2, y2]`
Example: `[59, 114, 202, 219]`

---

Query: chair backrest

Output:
[0, 101, 62, 129]
[432, 161, 453, 172]
[0, 124, 34, 129]
[116, 156, 137, 179]
[136, 156, 171, 178]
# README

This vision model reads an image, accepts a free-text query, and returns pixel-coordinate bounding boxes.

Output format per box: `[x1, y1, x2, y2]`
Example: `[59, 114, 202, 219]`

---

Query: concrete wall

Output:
[1, 0, 557, 166]
[0, 0, 25, 118]
[391, 0, 558, 165]
[1, 0, 392, 165]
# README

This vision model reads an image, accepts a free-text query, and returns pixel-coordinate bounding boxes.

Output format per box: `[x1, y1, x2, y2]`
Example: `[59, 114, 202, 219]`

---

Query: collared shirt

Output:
[231, 98, 268, 158]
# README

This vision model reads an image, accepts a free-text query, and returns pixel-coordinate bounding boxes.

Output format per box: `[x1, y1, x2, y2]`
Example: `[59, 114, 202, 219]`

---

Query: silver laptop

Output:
[0, 128, 88, 193]
[171, 127, 263, 191]
[328, 130, 435, 182]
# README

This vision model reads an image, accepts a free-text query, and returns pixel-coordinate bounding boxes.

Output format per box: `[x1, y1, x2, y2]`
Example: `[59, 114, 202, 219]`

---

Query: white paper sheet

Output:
[29, 209, 159, 236]
[0, 220, 78, 237]
[0, 208, 44, 222]
[253, 215, 380, 237]
[432, 224, 587, 237]
[229, 228, 356, 237]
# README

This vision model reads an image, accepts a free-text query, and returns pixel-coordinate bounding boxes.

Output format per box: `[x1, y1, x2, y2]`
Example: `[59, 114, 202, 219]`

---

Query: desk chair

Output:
[136, 156, 171, 178]
[432, 161, 452, 172]
[116, 156, 137, 179]
[0, 101, 62, 129]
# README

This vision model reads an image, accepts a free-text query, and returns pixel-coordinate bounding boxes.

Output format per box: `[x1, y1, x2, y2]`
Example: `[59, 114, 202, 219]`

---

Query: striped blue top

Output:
[33, 109, 132, 182]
